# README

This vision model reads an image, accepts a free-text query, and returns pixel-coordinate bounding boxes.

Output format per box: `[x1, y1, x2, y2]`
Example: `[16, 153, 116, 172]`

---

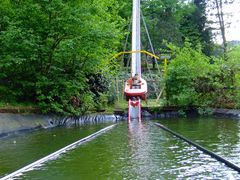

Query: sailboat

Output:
[124, 0, 147, 122]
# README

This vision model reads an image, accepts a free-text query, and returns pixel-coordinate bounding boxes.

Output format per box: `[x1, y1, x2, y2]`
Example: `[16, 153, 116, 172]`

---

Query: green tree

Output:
[0, 0, 124, 115]
[208, 0, 235, 58]
[226, 46, 240, 107]
[165, 41, 221, 107]
[180, 0, 214, 56]
[141, 0, 194, 50]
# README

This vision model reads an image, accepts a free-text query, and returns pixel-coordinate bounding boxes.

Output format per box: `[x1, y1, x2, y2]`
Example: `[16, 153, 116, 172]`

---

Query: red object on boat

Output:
[130, 100, 139, 107]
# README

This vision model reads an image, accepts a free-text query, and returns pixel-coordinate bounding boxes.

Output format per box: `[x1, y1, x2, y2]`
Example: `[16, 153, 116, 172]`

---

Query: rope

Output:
[141, 10, 161, 74]
[123, 17, 132, 69]
[143, 53, 158, 98]
[141, 11, 164, 100]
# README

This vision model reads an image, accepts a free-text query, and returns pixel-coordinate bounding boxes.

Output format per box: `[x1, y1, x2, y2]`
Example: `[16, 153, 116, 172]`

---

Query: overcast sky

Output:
[212, 1, 240, 43]
[225, 1, 240, 41]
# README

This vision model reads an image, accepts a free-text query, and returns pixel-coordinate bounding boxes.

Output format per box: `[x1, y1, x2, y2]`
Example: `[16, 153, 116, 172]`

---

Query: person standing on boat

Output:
[132, 73, 141, 89]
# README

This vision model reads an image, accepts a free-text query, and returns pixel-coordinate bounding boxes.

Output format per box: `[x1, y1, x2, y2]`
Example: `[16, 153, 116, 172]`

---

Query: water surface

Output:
[1, 118, 240, 179]
[0, 123, 110, 177]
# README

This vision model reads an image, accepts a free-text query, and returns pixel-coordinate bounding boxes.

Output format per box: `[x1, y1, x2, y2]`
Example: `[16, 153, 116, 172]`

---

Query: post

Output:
[164, 58, 168, 79]
[129, 0, 142, 120]
[131, 0, 141, 77]
[116, 78, 119, 101]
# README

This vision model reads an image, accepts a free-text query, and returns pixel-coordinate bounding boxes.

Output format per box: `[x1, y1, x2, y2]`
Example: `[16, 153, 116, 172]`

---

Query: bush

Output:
[165, 43, 240, 108]
[0, 0, 124, 115]
[165, 42, 223, 107]
[228, 46, 240, 108]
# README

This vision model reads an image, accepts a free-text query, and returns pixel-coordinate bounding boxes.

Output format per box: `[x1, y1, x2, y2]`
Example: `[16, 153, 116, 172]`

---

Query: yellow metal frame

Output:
[113, 50, 160, 60]
[113, 50, 168, 77]
[164, 58, 168, 78]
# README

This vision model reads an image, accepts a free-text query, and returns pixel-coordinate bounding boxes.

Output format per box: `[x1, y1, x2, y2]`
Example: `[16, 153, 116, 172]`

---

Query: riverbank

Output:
[0, 113, 121, 138]
[0, 102, 40, 114]
[1, 103, 240, 139]
[0, 113, 52, 138]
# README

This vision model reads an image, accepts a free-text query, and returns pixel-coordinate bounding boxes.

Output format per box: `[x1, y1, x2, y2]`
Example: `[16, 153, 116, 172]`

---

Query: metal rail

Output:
[154, 122, 240, 173]
[113, 50, 160, 61]
[1, 124, 116, 180]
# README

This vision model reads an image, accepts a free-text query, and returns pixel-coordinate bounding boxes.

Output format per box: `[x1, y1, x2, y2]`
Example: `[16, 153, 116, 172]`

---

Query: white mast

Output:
[130, 0, 141, 120]
[131, 0, 141, 77]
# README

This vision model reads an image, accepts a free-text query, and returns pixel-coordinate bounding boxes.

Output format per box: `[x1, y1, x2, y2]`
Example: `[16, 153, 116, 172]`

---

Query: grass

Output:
[114, 98, 163, 110]
[0, 101, 39, 113]
[0, 99, 164, 114]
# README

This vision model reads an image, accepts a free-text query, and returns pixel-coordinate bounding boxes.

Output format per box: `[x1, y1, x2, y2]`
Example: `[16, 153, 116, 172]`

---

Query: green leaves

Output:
[141, 0, 195, 48]
[166, 42, 240, 108]
[0, 0, 124, 115]
[166, 42, 217, 107]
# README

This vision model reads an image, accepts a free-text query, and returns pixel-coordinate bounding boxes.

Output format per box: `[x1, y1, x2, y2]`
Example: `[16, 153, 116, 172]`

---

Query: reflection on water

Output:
[158, 118, 240, 166]
[127, 120, 240, 179]
[0, 124, 110, 178]
[128, 120, 158, 179]
[1, 118, 240, 179]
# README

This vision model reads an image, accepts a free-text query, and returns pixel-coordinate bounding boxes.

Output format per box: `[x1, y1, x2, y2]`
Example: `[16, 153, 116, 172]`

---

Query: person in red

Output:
[132, 73, 141, 89]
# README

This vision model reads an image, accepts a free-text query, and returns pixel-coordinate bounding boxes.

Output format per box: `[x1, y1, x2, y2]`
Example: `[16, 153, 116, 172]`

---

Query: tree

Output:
[141, 0, 194, 50]
[180, 0, 214, 56]
[0, 0, 124, 115]
[165, 42, 214, 107]
[165, 41, 235, 108]
[207, 0, 235, 58]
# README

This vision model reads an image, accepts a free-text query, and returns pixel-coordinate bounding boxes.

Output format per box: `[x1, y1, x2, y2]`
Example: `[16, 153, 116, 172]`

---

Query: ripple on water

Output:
[6, 120, 240, 179]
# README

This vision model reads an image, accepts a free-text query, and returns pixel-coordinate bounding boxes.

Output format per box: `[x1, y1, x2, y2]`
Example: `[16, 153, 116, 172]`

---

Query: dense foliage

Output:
[180, 0, 214, 56]
[0, 0, 239, 114]
[166, 43, 240, 108]
[0, 0, 124, 115]
[141, 0, 194, 50]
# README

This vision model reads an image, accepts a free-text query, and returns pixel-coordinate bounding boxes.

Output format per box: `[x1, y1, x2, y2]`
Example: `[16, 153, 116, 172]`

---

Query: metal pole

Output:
[154, 122, 240, 173]
[130, 0, 141, 119]
[141, 11, 160, 74]
[116, 78, 119, 101]
[131, 0, 141, 77]
[1, 125, 116, 180]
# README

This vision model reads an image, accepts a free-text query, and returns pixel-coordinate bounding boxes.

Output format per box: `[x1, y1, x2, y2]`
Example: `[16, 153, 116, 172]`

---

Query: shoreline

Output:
[1, 106, 240, 138]
[0, 113, 120, 138]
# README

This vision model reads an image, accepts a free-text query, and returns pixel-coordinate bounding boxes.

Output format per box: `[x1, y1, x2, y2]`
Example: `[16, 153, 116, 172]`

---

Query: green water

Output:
[1, 118, 240, 179]
[0, 123, 110, 178]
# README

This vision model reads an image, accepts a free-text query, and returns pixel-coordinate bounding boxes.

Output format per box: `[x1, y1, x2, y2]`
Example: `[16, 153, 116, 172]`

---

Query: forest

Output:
[0, 0, 240, 115]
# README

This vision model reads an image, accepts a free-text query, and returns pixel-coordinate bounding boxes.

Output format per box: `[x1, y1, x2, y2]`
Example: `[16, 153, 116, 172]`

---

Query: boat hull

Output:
[124, 78, 147, 100]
